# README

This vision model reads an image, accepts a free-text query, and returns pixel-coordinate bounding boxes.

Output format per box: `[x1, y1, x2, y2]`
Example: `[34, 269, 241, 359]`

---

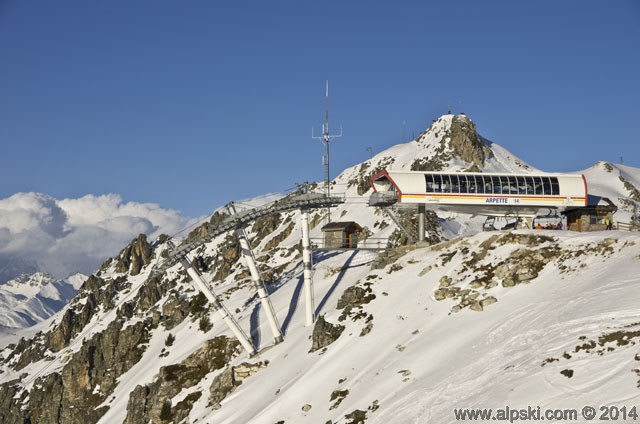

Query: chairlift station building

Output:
[369, 170, 588, 217]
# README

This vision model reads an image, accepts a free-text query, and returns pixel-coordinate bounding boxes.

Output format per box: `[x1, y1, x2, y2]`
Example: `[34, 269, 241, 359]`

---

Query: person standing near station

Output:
[604, 214, 612, 230]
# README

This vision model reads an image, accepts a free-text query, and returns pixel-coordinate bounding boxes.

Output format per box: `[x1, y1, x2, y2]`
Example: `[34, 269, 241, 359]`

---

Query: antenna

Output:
[312, 80, 342, 223]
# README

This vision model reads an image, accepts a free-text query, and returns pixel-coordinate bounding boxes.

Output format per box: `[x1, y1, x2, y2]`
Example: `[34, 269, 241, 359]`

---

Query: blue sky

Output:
[1, 1, 639, 217]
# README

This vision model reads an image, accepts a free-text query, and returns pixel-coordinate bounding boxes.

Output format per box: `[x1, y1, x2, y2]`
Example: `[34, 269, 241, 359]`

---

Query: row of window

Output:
[424, 174, 561, 195]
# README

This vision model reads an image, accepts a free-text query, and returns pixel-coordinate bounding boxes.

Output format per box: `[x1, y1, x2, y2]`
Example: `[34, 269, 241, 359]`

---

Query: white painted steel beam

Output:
[418, 204, 426, 242]
[300, 209, 315, 326]
[235, 229, 284, 344]
[179, 256, 256, 355]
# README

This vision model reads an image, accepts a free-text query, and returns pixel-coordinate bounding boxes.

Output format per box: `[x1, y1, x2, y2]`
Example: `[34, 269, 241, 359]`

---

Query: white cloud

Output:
[0, 193, 203, 280]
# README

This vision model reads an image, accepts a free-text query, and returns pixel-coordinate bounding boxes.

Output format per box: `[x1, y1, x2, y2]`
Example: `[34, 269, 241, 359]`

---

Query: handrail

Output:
[616, 221, 639, 232]
[309, 237, 388, 250]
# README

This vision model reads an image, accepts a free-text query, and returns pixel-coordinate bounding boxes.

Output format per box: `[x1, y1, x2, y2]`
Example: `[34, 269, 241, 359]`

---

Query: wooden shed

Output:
[321, 221, 362, 249]
[562, 196, 617, 232]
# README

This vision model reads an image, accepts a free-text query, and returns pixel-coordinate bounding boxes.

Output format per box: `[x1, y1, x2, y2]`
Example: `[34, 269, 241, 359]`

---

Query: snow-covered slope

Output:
[3, 229, 638, 424]
[1, 113, 639, 424]
[0, 272, 87, 328]
[580, 161, 640, 223]
[178, 231, 640, 424]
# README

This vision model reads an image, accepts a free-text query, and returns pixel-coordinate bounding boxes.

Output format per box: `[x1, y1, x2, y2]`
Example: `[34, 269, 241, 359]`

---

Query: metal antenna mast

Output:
[312, 80, 342, 223]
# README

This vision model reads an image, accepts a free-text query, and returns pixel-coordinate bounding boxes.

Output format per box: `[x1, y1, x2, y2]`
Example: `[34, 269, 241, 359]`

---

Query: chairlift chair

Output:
[483, 216, 497, 231]
[194, 256, 208, 273]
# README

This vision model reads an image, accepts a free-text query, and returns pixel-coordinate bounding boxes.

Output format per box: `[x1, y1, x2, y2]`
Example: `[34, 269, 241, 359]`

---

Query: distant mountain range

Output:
[0, 256, 38, 286]
[1, 114, 639, 424]
[0, 272, 86, 328]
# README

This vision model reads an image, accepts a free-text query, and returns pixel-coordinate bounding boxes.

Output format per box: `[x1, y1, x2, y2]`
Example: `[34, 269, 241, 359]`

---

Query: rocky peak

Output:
[448, 114, 492, 168]
[416, 114, 492, 170]
[114, 234, 153, 276]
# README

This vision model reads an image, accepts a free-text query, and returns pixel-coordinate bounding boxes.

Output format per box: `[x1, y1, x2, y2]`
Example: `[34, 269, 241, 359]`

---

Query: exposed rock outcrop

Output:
[209, 361, 267, 408]
[4, 274, 131, 370]
[620, 175, 640, 202]
[210, 234, 241, 282]
[251, 213, 284, 245]
[1, 318, 152, 424]
[412, 114, 492, 171]
[337, 284, 376, 322]
[310, 315, 345, 352]
[114, 234, 153, 275]
[209, 367, 237, 408]
[124, 336, 241, 424]
[447, 115, 492, 168]
[371, 241, 432, 270]
[262, 222, 295, 252]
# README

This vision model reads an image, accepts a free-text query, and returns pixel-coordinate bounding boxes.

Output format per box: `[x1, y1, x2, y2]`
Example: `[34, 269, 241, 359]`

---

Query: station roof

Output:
[321, 221, 362, 232]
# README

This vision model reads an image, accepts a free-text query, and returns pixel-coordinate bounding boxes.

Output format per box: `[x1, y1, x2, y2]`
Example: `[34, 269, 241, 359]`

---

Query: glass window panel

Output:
[441, 175, 451, 193]
[491, 176, 501, 194]
[500, 176, 510, 194]
[507, 176, 518, 193]
[459, 175, 468, 193]
[433, 174, 442, 193]
[487, 176, 494, 194]
[542, 177, 552, 195]
[425, 174, 434, 192]
[468, 175, 476, 193]
[485, 176, 492, 193]
[516, 176, 526, 195]
[525, 176, 535, 195]
[450, 174, 460, 193]
[551, 177, 560, 195]
[475, 175, 485, 194]
[534, 177, 543, 195]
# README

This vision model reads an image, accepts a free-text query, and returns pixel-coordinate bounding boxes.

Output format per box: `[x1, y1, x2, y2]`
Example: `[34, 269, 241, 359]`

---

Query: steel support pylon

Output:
[235, 228, 284, 344]
[178, 255, 256, 355]
[300, 208, 315, 326]
[418, 204, 426, 242]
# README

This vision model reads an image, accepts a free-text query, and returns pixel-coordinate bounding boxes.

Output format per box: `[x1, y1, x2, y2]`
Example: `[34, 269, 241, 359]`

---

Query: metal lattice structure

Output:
[152, 193, 345, 276]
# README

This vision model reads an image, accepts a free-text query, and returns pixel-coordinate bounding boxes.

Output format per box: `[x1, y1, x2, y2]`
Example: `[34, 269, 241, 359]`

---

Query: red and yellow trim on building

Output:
[400, 193, 587, 203]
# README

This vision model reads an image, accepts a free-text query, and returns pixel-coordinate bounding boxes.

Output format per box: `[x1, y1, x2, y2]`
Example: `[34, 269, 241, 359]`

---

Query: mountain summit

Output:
[339, 113, 536, 198]
[414, 114, 493, 171]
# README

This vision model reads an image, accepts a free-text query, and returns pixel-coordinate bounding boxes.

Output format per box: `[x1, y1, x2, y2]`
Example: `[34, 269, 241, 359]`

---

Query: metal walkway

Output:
[152, 192, 345, 275]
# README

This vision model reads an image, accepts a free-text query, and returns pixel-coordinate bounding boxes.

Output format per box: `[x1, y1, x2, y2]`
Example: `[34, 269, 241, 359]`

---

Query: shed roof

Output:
[321, 221, 362, 232]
